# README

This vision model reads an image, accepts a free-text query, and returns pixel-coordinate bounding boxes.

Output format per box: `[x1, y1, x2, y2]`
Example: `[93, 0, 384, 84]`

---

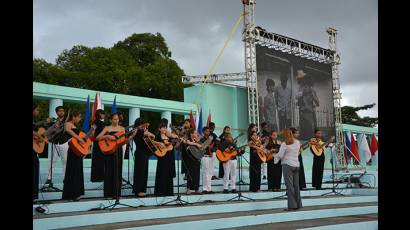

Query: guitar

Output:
[264, 141, 281, 162]
[310, 136, 335, 157]
[143, 136, 174, 158]
[98, 127, 137, 155]
[32, 119, 63, 154]
[250, 136, 271, 163]
[216, 144, 247, 162]
[186, 136, 214, 161]
[68, 124, 97, 157]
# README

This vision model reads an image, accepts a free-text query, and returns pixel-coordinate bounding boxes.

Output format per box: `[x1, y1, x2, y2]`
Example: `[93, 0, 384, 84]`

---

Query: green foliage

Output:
[34, 33, 187, 128]
[341, 103, 378, 127]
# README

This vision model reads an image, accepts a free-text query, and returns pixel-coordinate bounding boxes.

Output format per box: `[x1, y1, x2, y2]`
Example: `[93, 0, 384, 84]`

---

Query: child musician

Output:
[219, 133, 238, 193]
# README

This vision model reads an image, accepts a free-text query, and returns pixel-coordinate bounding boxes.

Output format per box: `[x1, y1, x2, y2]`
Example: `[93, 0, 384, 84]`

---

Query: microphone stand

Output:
[228, 150, 254, 201]
[321, 145, 344, 196]
[40, 132, 63, 193]
[121, 141, 134, 190]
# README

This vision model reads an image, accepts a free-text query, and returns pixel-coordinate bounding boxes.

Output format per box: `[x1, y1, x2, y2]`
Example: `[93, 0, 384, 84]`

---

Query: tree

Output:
[341, 103, 378, 127]
[33, 32, 186, 130]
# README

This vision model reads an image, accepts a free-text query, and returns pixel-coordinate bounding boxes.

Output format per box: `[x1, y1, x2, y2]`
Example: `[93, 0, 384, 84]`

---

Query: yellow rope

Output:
[192, 12, 246, 109]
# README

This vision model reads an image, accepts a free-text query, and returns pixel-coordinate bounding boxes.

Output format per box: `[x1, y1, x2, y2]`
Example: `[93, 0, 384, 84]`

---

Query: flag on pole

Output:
[370, 134, 378, 155]
[189, 110, 195, 129]
[358, 133, 372, 164]
[350, 133, 360, 162]
[197, 108, 203, 135]
[82, 95, 91, 132]
[344, 131, 352, 164]
[112, 95, 117, 113]
[92, 92, 102, 124]
[206, 109, 212, 127]
[195, 108, 199, 132]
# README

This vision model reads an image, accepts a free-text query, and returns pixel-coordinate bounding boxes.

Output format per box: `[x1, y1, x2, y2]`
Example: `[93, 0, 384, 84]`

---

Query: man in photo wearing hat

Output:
[296, 69, 319, 139]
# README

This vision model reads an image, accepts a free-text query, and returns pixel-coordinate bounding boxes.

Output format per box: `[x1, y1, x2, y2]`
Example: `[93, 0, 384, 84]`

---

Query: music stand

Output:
[40, 134, 63, 193]
[161, 149, 192, 206]
[103, 146, 136, 211]
[321, 145, 344, 197]
[228, 150, 254, 201]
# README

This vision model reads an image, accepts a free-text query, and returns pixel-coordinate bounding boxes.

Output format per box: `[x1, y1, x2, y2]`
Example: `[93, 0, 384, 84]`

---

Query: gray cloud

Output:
[34, 0, 378, 117]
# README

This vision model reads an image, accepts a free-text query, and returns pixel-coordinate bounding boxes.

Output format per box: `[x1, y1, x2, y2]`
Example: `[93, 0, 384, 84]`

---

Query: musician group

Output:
[33, 104, 334, 206]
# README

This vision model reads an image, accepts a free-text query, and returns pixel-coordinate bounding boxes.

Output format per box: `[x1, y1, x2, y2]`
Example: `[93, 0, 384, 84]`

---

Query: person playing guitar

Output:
[265, 130, 283, 192]
[219, 133, 239, 193]
[96, 113, 129, 198]
[247, 123, 263, 192]
[310, 129, 335, 190]
[184, 128, 202, 194]
[62, 110, 86, 201]
[201, 127, 215, 194]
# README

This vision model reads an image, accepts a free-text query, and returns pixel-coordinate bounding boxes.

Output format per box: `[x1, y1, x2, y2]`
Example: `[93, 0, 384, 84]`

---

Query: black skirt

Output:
[267, 159, 282, 190]
[104, 147, 123, 197]
[298, 154, 307, 189]
[90, 142, 105, 182]
[249, 148, 262, 192]
[133, 149, 150, 194]
[62, 148, 85, 200]
[154, 150, 175, 196]
[185, 149, 200, 191]
[312, 154, 325, 189]
[33, 152, 39, 200]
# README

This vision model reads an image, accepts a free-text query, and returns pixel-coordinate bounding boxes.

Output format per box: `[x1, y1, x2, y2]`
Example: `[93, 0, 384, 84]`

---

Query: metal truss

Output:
[182, 72, 246, 84]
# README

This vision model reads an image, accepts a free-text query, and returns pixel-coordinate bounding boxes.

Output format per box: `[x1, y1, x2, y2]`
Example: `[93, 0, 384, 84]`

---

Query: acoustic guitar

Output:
[143, 136, 174, 158]
[310, 136, 335, 157]
[186, 136, 214, 161]
[32, 119, 63, 154]
[216, 144, 247, 162]
[68, 125, 97, 157]
[98, 127, 137, 155]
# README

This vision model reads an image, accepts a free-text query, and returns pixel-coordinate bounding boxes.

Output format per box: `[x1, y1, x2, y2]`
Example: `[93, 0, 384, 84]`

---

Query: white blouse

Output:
[274, 139, 301, 168]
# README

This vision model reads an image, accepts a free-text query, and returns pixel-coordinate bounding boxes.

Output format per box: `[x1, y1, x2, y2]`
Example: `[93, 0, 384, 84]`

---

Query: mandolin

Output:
[310, 136, 335, 157]
[68, 124, 97, 157]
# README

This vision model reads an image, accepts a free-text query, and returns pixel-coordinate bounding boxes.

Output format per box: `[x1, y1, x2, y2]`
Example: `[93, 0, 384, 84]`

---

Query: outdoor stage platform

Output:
[34, 159, 378, 229]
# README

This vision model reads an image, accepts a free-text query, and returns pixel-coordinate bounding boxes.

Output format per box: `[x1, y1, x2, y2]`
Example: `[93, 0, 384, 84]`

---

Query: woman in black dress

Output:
[154, 121, 178, 196]
[266, 130, 282, 191]
[218, 126, 230, 179]
[290, 127, 307, 190]
[248, 128, 263, 192]
[62, 110, 85, 201]
[96, 113, 127, 198]
[33, 103, 41, 201]
[132, 118, 155, 197]
[90, 109, 106, 182]
[184, 129, 202, 194]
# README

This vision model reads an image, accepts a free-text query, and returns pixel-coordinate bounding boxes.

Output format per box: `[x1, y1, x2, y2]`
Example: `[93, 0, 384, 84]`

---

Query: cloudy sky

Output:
[33, 0, 378, 117]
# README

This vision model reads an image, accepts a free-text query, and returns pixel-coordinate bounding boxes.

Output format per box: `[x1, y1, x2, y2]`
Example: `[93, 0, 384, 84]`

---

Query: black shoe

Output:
[262, 176, 267, 180]
[211, 176, 218, 180]
[208, 191, 215, 194]
[183, 175, 187, 180]
[300, 188, 307, 191]
[202, 190, 209, 194]
[231, 189, 237, 193]
[223, 189, 229, 193]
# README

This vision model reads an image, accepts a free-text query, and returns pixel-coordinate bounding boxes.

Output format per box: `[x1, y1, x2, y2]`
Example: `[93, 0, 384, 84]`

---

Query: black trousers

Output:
[249, 149, 262, 192]
[267, 160, 282, 190]
[312, 154, 325, 189]
[298, 154, 307, 189]
[33, 152, 39, 200]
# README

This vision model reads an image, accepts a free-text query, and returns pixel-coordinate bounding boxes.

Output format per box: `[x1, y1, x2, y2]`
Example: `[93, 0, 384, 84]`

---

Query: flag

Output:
[112, 95, 117, 113]
[358, 133, 372, 164]
[195, 109, 199, 131]
[350, 133, 360, 162]
[344, 131, 351, 164]
[189, 110, 195, 129]
[370, 134, 378, 155]
[197, 108, 203, 135]
[206, 109, 212, 127]
[82, 95, 91, 132]
[92, 92, 102, 124]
